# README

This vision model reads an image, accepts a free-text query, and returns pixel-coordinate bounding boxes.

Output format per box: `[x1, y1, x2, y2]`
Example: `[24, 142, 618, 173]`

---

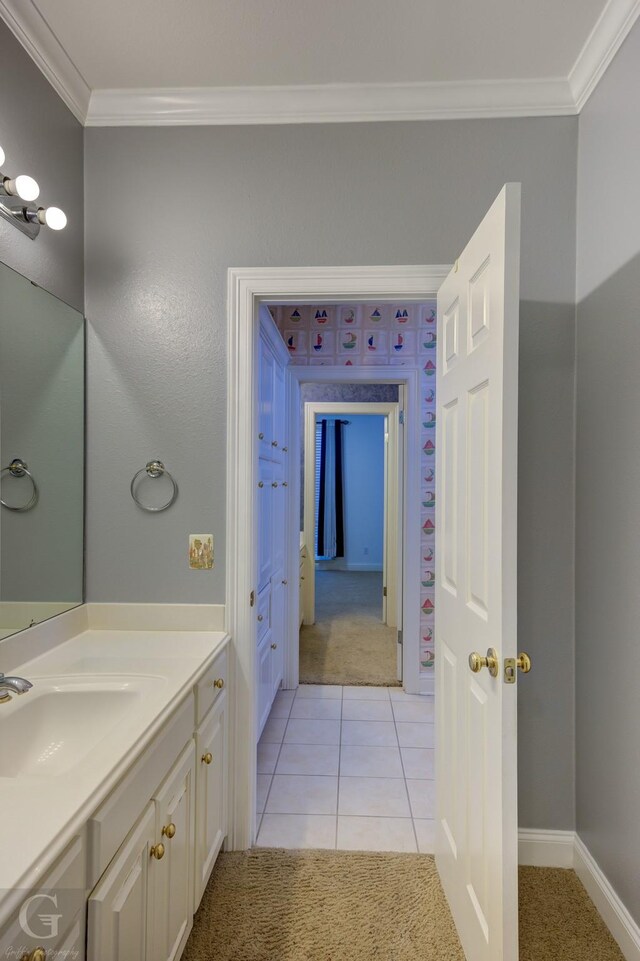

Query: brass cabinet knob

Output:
[257, 614, 264, 621]
[258, 433, 264, 440]
[201, 752, 213, 765]
[282, 481, 288, 487]
[468, 648, 499, 678]
[300, 575, 305, 580]
[282, 446, 288, 452]
[258, 481, 264, 488]
[214, 677, 225, 689]
[150, 842, 165, 860]
[272, 481, 279, 488]
[271, 643, 277, 650]
[162, 822, 176, 839]
[282, 579, 288, 585]
[271, 440, 279, 447]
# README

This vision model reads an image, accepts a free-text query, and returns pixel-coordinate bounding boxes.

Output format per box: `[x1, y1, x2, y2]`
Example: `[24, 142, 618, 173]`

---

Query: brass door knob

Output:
[516, 652, 532, 673]
[468, 648, 499, 678]
[504, 652, 532, 683]
[27, 951, 46, 961]
[214, 677, 224, 689]
[271, 643, 277, 650]
[162, 822, 176, 839]
[150, 842, 165, 860]
[201, 752, 213, 765]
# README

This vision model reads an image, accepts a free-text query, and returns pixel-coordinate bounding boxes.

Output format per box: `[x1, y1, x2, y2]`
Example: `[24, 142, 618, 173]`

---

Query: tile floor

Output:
[256, 684, 435, 853]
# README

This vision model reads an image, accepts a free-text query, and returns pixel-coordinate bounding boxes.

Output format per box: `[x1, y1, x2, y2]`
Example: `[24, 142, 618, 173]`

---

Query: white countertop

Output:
[0, 627, 228, 923]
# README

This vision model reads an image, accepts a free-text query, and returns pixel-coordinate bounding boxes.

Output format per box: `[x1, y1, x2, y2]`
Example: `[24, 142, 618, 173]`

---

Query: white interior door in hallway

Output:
[435, 184, 523, 961]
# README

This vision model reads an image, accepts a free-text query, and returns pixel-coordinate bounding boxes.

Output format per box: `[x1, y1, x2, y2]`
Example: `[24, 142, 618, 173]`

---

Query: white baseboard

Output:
[518, 829, 575, 868]
[574, 835, 640, 961]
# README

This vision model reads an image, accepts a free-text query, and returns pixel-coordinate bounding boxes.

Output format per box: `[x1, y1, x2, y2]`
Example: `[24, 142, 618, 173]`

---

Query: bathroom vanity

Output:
[0, 616, 230, 961]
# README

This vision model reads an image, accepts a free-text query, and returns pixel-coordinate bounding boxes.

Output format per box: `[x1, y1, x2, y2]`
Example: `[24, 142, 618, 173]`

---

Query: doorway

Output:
[300, 400, 402, 688]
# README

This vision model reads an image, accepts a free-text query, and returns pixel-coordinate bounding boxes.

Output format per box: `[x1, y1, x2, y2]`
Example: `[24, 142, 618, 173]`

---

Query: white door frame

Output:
[301, 401, 400, 628]
[226, 265, 449, 850]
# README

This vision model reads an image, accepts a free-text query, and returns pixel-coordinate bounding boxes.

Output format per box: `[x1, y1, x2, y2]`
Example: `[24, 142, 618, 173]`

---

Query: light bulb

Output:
[0, 145, 5, 168]
[39, 206, 67, 231]
[4, 174, 40, 202]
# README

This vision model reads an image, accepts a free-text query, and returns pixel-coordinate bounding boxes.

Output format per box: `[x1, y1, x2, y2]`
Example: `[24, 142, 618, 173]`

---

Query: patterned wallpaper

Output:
[272, 303, 437, 676]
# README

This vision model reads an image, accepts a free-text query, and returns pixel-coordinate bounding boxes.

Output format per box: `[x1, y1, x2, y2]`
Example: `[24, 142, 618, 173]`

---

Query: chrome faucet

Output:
[0, 673, 33, 703]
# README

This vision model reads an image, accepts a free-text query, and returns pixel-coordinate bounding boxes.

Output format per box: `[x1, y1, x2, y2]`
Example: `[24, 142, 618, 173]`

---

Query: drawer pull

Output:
[271, 643, 277, 650]
[202, 752, 213, 765]
[162, 822, 176, 839]
[214, 677, 225, 689]
[257, 614, 264, 622]
[258, 481, 264, 488]
[150, 842, 165, 860]
[258, 433, 264, 440]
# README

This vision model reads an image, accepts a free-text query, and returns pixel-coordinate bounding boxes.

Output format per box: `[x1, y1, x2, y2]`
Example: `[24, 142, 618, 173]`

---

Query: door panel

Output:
[435, 184, 521, 961]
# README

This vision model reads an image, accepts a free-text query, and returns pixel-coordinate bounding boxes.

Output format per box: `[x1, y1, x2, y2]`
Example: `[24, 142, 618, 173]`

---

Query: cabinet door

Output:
[194, 692, 228, 905]
[272, 358, 286, 460]
[257, 629, 273, 736]
[270, 574, 285, 697]
[88, 803, 155, 961]
[258, 333, 275, 456]
[150, 742, 196, 961]
[257, 458, 273, 591]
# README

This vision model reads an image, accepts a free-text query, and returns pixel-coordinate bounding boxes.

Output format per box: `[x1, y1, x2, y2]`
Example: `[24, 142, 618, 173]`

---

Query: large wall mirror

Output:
[0, 261, 84, 639]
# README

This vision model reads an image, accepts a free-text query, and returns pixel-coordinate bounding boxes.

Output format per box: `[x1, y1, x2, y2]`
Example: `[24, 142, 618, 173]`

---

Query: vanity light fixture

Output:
[0, 147, 65, 239]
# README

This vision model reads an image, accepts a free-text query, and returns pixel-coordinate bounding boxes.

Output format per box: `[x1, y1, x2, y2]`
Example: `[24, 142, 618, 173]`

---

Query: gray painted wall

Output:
[85, 117, 578, 829]
[0, 22, 84, 312]
[576, 20, 640, 924]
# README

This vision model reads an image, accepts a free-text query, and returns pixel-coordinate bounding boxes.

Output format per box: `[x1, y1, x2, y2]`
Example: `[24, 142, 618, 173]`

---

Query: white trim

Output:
[569, 0, 640, 111]
[226, 264, 448, 851]
[85, 77, 575, 126]
[574, 835, 640, 961]
[85, 602, 225, 632]
[0, 0, 90, 123]
[517, 829, 575, 868]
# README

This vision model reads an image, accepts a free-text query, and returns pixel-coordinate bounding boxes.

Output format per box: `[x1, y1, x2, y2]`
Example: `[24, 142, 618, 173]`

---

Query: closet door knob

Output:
[150, 842, 165, 860]
[162, 822, 176, 839]
[272, 440, 279, 447]
[257, 614, 264, 622]
[201, 752, 213, 765]
[282, 446, 288, 452]
[272, 481, 279, 488]
[282, 481, 288, 487]
[258, 481, 264, 488]
[214, 677, 225, 689]
[282, 579, 288, 585]
[271, 643, 277, 650]
[258, 433, 264, 440]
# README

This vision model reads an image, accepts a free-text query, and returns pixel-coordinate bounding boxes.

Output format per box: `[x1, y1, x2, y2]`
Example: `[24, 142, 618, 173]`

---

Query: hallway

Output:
[299, 571, 398, 686]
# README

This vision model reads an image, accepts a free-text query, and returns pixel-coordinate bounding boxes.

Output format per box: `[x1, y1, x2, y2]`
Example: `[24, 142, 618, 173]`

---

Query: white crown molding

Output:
[569, 0, 640, 110]
[2, 0, 639, 126]
[0, 0, 90, 123]
[85, 78, 576, 126]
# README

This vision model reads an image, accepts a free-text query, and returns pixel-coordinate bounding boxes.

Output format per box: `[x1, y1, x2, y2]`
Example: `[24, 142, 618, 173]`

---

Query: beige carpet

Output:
[299, 570, 399, 686]
[183, 850, 624, 961]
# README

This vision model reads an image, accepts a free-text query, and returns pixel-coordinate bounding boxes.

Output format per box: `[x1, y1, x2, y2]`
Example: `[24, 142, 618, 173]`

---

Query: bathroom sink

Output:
[0, 675, 165, 778]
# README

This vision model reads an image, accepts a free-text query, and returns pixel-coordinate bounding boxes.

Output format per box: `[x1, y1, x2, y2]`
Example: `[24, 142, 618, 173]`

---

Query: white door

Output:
[435, 183, 522, 961]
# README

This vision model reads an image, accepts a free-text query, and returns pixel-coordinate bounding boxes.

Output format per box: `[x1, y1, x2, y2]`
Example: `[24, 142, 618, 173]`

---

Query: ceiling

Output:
[1, 0, 638, 125]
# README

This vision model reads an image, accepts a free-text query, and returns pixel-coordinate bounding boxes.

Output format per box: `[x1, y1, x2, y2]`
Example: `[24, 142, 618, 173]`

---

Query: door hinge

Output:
[383, 586, 387, 597]
[250, 590, 255, 607]
[399, 410, 405, 426]
[397, 629, 403, 646]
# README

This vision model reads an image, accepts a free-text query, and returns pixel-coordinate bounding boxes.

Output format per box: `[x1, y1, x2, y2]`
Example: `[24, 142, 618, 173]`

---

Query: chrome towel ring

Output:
[130, 460, 178, 512]
[0, 458, 39, 512]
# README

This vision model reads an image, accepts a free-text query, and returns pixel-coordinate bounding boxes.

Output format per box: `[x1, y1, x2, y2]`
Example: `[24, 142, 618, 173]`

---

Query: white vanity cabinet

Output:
[83, 639, 229, 961]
